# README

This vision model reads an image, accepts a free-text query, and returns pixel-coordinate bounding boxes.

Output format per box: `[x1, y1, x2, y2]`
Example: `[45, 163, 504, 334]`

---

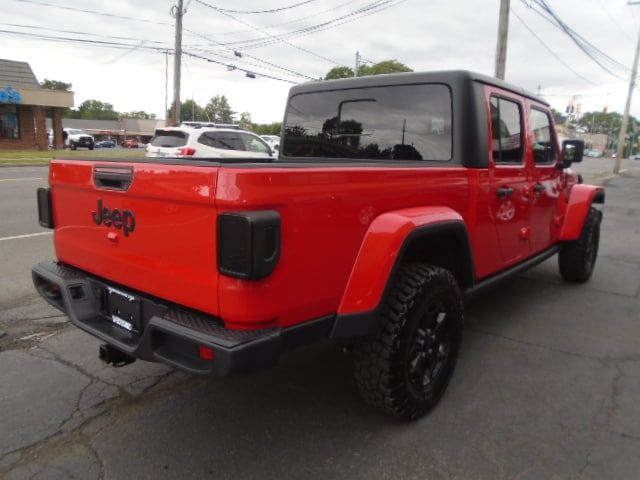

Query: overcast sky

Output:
[1, 0, 638, 123]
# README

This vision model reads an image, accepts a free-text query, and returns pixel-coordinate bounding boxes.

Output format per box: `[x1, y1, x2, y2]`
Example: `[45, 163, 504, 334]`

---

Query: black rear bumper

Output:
[32, 261, 334, 375]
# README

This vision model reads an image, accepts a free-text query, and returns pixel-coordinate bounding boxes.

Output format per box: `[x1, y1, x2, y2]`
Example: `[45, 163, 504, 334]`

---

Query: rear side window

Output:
[150, 130, 188, 147]
[490, 96, 523, 164]
[198, 132, 245, 150]
[282, 84, 452, 161]
[530, 108, 556, 164]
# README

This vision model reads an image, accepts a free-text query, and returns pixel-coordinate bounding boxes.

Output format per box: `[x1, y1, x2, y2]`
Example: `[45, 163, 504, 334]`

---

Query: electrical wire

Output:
[511, 9, 598, 86]
[8, 0, 173, 27]
[215, 0, 408, 51]
[194, 0, 346, 65]
[200, 0, 320, 14]
[520, 0, 630, 81]
[184, 28, 317, 79]
[6, 0, 315, 81]
[182, 51, 298, 83]
[0, 28, 300, 84]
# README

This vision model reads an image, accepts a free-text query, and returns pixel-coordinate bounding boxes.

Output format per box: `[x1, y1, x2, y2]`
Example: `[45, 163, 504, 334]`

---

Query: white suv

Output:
[145, 124, 274, 159]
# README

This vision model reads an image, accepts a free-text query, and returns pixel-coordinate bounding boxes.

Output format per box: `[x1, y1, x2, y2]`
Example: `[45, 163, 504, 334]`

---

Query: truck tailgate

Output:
[50, 159, 220, 315]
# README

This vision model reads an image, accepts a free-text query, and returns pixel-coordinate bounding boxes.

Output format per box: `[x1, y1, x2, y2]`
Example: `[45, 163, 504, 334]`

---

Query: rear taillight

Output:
[178, 147, 196, 156]
[218, 211, 281, 280]
[37, 187, 54, 228]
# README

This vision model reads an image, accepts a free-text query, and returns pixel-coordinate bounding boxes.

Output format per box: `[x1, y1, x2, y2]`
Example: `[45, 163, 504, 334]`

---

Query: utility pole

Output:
[354, 51, 360, 77]
[164, 51, 169, 126]
[171, 0, 184, 126]
[615, 3, 640, 173]
[494, 0, 510, 80]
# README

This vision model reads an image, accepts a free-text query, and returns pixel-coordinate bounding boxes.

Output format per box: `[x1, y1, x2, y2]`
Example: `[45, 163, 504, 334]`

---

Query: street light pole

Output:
[494, 0, 510, 79]
[615, 2, 640, 173]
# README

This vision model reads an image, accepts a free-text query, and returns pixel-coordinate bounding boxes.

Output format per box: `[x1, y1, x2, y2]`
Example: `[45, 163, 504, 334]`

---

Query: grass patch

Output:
[0, 149, 145, 165]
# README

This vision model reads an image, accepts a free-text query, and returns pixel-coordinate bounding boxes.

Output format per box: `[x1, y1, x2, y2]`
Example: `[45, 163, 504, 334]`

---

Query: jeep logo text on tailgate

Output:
[92, 199, 136, 237]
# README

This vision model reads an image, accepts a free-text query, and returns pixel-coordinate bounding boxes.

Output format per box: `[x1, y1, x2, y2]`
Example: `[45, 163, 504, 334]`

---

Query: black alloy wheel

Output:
[354, 263, 463, 420]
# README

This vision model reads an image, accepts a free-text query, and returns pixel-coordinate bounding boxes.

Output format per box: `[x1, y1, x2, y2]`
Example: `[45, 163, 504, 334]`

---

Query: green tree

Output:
[238, 111, 253, 130]
[324, 60, 412, 80]
[40, 79, 72, 91]
[204, 95, 235, 123]
[361, 60, 412, 76]
[324, 66, 354, 80]
[253, 122, 282, 135]
[70, 100, 118, 120]
[166, 100, 206, 123]
[122, 110, 157, 120]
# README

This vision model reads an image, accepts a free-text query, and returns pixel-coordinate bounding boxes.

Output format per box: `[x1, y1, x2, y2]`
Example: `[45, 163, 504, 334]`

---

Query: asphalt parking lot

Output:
[0, 158, 639, 479]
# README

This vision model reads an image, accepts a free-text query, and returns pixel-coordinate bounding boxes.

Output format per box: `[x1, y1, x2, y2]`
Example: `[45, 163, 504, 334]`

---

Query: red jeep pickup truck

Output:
[33, 71, 603, 419]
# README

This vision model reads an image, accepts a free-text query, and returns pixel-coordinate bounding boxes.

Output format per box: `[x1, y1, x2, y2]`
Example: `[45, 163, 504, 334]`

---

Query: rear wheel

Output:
[353, 263, 463, 420]
[70, 141, 77, 151]
[559, 207, 601, 283]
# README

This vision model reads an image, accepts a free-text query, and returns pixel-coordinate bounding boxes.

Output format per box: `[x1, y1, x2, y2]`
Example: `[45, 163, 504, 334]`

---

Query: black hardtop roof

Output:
[289, 70, 549, 106]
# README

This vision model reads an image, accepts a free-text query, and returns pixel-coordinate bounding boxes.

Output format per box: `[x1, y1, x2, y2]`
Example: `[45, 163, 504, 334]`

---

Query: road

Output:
[1, 158, 639, 479]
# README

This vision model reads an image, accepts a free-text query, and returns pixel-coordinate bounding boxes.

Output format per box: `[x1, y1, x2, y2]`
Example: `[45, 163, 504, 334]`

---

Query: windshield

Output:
[68, 129, 86, 135]
[150, 130, 188, 147]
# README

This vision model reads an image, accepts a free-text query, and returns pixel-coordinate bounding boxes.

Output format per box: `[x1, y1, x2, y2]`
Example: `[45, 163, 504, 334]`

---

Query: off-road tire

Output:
[70, 141, 77, 151]
[559, 207, 601, 283]
[353, 263, 463, 420]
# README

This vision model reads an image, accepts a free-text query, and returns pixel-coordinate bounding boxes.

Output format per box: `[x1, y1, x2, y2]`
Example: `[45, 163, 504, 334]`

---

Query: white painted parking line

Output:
[0, 177, 44, 182]
[0, 232, 53, 241]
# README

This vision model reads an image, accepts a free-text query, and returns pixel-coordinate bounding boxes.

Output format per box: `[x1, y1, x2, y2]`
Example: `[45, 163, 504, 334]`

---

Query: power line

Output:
[182, 51, 298, 83]
[520, 0, 630, 80]
[200, 0, 320, 14]
[194, 0, 346, 66]
[0, 28, 169, 52]
[0, 22, 172, 47]
[594, 0, 635, 43]
[8, 0, 173, 27]
[210, 0, 359, 38]
[215, 0, 408, 51]
[184, 28, 317, 79]
[6, 0, 315, 81]
[0, 28, 303, 84]
[511, 8, 598, 86]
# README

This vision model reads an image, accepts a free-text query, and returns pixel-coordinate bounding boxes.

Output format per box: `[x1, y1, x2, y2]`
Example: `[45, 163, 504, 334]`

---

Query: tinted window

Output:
[150, 130, 188, 147]
[282, 84, 452, 161]
[491, 96, 523, 164]
[530, 108, 556, 164]
[198, 132, 245, 150]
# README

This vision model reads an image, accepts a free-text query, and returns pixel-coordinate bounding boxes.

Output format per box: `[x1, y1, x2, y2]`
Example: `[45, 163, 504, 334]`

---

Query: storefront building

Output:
[0, 59, 73, 150]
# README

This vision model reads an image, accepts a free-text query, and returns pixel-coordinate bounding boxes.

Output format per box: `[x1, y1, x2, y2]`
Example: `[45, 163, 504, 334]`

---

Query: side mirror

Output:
[561, 139, 584, 168]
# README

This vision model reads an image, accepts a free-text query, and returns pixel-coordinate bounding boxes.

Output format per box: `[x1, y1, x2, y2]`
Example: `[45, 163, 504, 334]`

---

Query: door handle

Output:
[534, 183, 546, 194]
[497, 186, 514, 199]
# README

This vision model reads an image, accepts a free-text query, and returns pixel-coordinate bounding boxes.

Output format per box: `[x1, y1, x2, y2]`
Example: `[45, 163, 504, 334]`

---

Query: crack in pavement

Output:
[0, 361, 186, 476]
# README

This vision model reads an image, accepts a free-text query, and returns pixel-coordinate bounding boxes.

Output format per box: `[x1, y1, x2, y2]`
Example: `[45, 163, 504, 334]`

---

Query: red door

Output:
[526, 103, 563, 254]
[486, 89, 532, 266]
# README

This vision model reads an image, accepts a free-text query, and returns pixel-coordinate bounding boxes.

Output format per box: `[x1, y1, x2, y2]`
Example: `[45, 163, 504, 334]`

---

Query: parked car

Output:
[95, 140, 116, 148]
[631, 153, 640, 160]
[586, 149, 603, 158]
[146, 125, 273, 159]
[63, 128, 94, 150]
[121, 139, 139, 148]
[260, 135, 280, 151]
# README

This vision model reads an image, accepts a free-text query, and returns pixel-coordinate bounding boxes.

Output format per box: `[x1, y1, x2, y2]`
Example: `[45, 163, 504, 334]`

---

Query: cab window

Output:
[530, 108, 557, 164]
[490, 96, 523, 164]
